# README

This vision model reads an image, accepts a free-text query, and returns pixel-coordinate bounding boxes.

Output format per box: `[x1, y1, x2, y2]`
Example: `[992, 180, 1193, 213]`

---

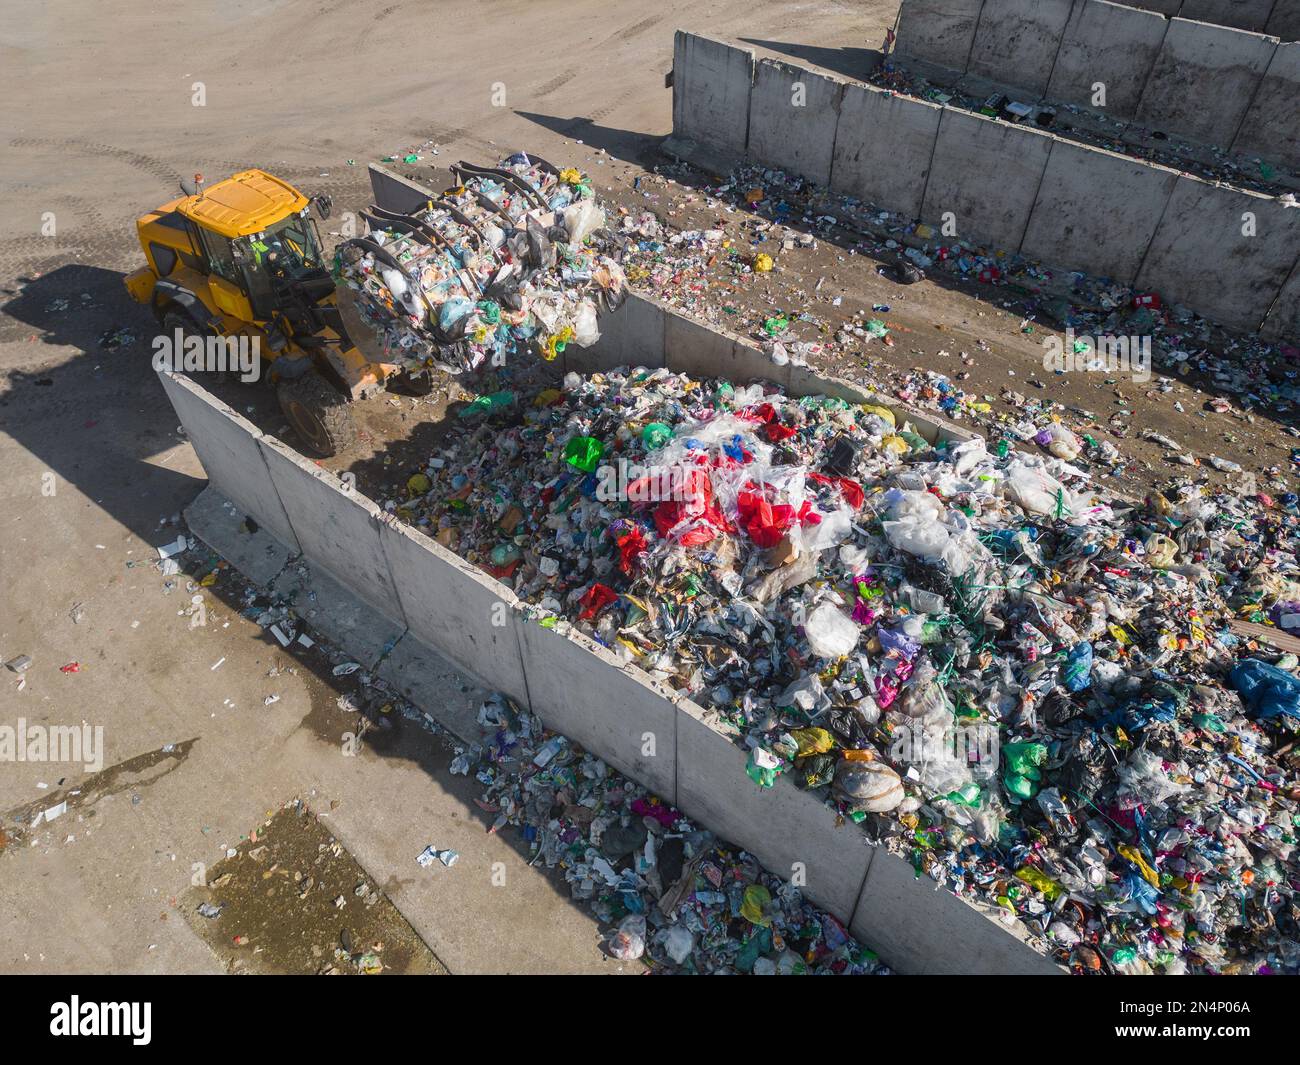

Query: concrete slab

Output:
[747, 57, 844, 186]
[258, 434, 406, 624]
[374, 632, 491, 741]
[663, 311, 790, 388]
[966, 0, 1076, 96]
[893, 0, 987, 74]
[1021, 139, 1181, 282]
[1047, 0, 1172, 120]
[1135, 176, 1300, 331]
[184, 485, 293, 587]
[922, 107, 1055, 251]
[1180, 0, 1277, 33]
[674, 699, 873, 923]
[851, 848, 1063, 974]
[1231, 41, 1300, 171]
[1134, 18, 1278, 150]
[376, 519, 531, 709]
[271, 559, 406, 670]
[514, 618, 678, 802]
[830, 82, 944, 219]
[157, 371, 301, 554]
[671, 30, 754, 156]
[567, 291, 667, 374]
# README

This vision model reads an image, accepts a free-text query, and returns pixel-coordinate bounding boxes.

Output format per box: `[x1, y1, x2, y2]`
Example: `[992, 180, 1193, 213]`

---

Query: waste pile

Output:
[619, 162, 1300, 439]
[385, 367, 1300, 975]
[335, 154, 627, 374]
[460, 694, 886, 973]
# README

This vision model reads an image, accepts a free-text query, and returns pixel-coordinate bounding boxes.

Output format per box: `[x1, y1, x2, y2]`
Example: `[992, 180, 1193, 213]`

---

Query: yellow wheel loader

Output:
[126, 166, 436, 457]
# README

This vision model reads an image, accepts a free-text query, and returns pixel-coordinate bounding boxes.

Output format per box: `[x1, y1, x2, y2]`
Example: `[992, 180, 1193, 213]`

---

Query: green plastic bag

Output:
[564, 435, 604, 473]
[1003, 741, 1047, 799]
[458, 390, 515, 419]
[642, 422, 673, 449]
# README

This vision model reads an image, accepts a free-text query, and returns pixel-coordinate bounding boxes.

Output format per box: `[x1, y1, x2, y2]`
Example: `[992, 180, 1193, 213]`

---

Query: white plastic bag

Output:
[804, 602, 859, 658]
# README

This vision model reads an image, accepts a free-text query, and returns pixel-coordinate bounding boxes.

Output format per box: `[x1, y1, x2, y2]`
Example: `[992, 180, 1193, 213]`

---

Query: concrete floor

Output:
[0, 0, 891, 973]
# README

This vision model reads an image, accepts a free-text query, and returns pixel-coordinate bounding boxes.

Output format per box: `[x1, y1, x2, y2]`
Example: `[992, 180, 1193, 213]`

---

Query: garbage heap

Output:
[389, 367, 1300, 976]
[335, 154, 627, 374]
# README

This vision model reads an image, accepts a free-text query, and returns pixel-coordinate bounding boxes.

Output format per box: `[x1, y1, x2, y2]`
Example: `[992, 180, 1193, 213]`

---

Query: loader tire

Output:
[277, 373, 357, 458]
[161, 307, 240, 382]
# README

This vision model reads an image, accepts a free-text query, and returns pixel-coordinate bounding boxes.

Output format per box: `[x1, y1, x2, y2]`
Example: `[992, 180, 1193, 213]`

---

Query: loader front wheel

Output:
[277, 373, 357, 458]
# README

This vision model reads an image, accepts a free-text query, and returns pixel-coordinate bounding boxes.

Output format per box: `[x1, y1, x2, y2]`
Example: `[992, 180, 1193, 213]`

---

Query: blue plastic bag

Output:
[1229, 658, 1300, 720]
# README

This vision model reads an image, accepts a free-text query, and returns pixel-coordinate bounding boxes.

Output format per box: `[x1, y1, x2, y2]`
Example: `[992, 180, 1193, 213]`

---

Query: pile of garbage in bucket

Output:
[334, 154, 627, 374]
[387, 366, 1300, 975]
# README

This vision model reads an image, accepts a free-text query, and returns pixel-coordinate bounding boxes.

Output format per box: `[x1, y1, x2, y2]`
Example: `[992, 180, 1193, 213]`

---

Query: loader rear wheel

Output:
[277, 373, 357, 458]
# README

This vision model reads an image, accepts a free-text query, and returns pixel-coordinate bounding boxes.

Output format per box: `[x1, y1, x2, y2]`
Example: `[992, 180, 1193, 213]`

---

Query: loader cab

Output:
[175, 170, 329, 324]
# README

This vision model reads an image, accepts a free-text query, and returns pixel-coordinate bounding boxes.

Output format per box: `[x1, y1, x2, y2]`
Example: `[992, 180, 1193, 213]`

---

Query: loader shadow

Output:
[0, 264, 206, 543]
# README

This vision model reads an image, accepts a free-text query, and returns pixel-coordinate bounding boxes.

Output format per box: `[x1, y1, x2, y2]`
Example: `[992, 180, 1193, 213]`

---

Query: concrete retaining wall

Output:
[1231, 41, 1300, 171]
[831, 82, 944, 219]
[1267, 0, 1300, 38]
[1045, 1, 1172, 120]
[670, 30, 1300, 338]
[1134, 17, 1278, 151]
[894, 1, 1293, 166]
[922, 107, 1054, 251]
[892, 0, 987, 78]
[966, 0, 1076, 95]
[1179, 0, 1277, 31]
[161, 281, 1061, 972]
[671, 31, 755, 158]
[1135, 174, 1300, 331]
[747, 57, 844, 186]
[1019, 140, 1181, 281]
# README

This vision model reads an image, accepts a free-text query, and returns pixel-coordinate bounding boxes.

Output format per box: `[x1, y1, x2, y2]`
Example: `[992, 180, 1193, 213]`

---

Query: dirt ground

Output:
[1, 0, 1295, 975]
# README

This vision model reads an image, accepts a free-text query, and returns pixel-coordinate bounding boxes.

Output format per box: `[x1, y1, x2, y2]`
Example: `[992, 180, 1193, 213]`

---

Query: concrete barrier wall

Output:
[161, 287, 1068, 971]
[892, 0, 987, 76]
[1180, 0, 1276, 30]
[747, 57, 844, 186]
[671, 30, 1299, 337]
[921, 107, 1054, 251]
[671, 30, 755, 157]
[1019, 140, 1181, 281]
[1135, 175, 1300, 331]
[1267, 0, 1300, 38]
[831, 82, 944, 219]
[1045, 1, 1172, 120]
[157, 372, 301, 554]
[1135, 17, 1278, 150]
[1231, 41, 1300, 171]
[1260, 259, 1300, 341]
[966, 0, 1075, 94]
[894, 1, 1291, 164]
[258, 434, 406, 623]
[376, 520, 531, 707]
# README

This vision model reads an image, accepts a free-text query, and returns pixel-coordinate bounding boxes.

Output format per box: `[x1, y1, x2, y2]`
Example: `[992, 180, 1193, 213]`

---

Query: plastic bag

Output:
[608, 915, 645, 961]
[804, 602, 859, 659]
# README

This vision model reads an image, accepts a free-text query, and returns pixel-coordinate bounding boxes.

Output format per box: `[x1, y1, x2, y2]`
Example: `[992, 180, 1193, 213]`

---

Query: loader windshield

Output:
[234, 212, 327, 316]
